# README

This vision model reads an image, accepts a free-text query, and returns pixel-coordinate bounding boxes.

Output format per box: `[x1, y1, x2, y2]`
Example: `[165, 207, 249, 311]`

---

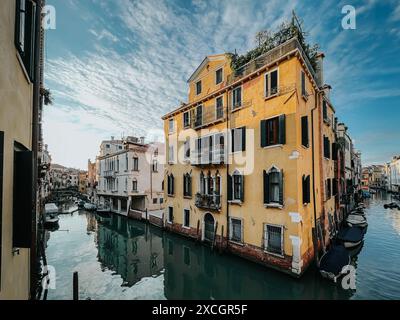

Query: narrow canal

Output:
[45, 192, 400, 300]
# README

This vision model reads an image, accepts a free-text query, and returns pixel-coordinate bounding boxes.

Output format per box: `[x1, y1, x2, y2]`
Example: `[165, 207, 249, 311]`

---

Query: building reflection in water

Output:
[93, 214, 354, 300]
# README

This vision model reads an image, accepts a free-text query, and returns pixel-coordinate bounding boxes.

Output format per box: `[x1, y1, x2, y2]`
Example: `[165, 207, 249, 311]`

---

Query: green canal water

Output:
[45, 192, 400, 300]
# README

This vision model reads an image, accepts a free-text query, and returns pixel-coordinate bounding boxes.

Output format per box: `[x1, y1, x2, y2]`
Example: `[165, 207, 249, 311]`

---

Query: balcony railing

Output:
[192, 106, 226, 129]
[195, 193, 222, 210]
[227, 37, 317, 85]
[103, 170, 116, 178]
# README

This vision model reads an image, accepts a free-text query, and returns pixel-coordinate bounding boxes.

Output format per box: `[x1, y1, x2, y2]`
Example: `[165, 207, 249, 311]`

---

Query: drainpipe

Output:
[311, 89, 320, 265]
[30, 0, 43, 299]
[226, 89, 230, 250]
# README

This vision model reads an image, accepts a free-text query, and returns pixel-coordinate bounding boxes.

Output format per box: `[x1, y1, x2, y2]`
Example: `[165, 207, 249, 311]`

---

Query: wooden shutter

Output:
[183, 174, 186, 196]
[278, 170, 284, 205]
[13, 150, 33, 248]
[265, 73, 269, 97]
[241, 127, 246, 151]
[171, 174, 174, 195]
[332, 142, 337, 160]
[188, 175, 192, 196]
[301, 116, 309, 147]
[263, 170, 269, 204]
[231, 129, 235, 152]
[240, 175, 244, 202]
[227, 174, 232, 201]
[278, 115, 286, 145]
[260, 120, 267, 147]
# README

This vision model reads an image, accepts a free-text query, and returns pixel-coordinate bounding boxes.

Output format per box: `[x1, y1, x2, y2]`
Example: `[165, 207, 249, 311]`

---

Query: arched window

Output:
[167, 173, 174, 196]
[132, 178, 137, 192]
[183, 173, 192, 197]
[228, 169, 244, 202]
[263, 166, 283, 205]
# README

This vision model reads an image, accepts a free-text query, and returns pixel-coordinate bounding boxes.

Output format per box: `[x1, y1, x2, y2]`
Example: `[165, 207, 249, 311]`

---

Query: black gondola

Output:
[319, 245, 351, 283]
[337, 226, 364, 248]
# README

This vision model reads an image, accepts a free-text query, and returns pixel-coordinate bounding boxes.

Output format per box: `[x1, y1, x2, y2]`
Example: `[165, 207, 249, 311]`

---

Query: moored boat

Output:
[337, 226, 364, 248]
[45, 203, 59, 215]
[347, 214, 368, 228]
[84, 202, 97, 211]
[319, 245, 351, 282]
[44, 215, 59, 229]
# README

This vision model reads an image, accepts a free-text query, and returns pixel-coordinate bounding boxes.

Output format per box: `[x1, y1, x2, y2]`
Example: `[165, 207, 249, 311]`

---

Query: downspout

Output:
[311, 89, 319, 265]
[30, 0, 43, 299]
[226, 89, 230, 250]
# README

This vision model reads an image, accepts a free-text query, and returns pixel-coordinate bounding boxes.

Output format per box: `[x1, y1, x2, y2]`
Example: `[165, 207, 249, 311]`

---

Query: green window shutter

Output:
[279, 170, 284, 205]
[279, 115, 286, 145]
[240, 175, 244, 202]
[263, 170, 270, 204]
[189, 175, 192, 196]
[171, 174, 174, 195]
[231, 129, 235, 152]
[301, 116, 309, 147]
[227, 174, 232, 201]
[241, 127, 246, 151]
[260, 120, 267, 147]
[265, 74, 269, 97]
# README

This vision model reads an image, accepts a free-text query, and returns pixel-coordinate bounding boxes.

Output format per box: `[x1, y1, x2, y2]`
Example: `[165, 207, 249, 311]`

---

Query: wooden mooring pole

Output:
[73, 271, 79, 300]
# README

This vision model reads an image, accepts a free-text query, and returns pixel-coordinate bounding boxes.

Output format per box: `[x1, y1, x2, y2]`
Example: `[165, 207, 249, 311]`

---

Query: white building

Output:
[388, 156, 400, 193]
[96, 136, 165, 217]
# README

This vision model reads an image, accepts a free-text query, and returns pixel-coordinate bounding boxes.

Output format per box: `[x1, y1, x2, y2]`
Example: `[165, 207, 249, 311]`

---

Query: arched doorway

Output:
[203, 213, 215, 243]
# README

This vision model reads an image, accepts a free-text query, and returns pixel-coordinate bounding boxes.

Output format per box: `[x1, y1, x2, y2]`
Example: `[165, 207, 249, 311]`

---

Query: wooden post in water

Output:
[73, 272, 79, 300]
[196, 219, 200, 244]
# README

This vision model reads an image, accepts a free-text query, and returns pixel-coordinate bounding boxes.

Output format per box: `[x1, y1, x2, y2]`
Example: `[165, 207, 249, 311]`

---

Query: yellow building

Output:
[78, 171, 88, 194]
[0, 0, 45, 299]
[162, 35, 337, 276]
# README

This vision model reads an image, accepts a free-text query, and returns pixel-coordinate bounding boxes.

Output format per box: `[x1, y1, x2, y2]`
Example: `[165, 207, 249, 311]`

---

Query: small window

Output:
[160, 198, 164, 204]
[324, 136, 330, 159]
[196, 80, 202, 95]
[301, 116, 309, 148]
[132, 179, 137, 192]
[183, 173, 192, 197]
[169, 118, 175, 134]
[231, 127, 246, 152]
[195, 105, 203, 127]
[263, 167, 283, 205]
[167, 174, 174, 196]
[302, 175, 310, 204]
[168, 206, 174, 223]
[168, 145, 175, 164]
[265, 69, 279, 97]
[232, 86, 242, 109]
[265, 224, 283, 255]
[229, 218, 243, 243]
[152, 159, 158, 172]
[260, 115, 285, 147]
[153, 198, 157, 204]
[301, 70, 307, 97]
[183, 111, 190, 128]
[323, 100, 328, 121]
[183, 209, 190, 228]
[133, 157, 139, 171]
[216, 68, 223, 84]
[232, 173, 244, 201]
[216, 96, 224, 119]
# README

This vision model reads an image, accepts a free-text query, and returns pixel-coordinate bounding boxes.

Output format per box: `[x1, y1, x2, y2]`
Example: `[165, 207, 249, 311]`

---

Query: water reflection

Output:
[45, 192, 400, 299]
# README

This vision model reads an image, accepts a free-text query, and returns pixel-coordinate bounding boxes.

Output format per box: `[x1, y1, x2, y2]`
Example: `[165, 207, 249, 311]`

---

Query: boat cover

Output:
[337, 227, 364, 243]
[319, 245, 350, 275]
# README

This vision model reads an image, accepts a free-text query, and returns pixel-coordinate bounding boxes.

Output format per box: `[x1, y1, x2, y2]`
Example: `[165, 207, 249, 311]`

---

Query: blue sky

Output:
[43, 0, 400, 169]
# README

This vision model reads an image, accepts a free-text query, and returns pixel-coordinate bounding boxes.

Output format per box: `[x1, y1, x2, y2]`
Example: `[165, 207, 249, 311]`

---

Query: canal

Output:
[44, 192, 400, 300]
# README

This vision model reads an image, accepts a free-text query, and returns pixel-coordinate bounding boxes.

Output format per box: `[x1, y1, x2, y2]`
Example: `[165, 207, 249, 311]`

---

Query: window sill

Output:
[229, 240, 244, 246]
[264, 250, 285, 259]
[182, 225, 191, 230]
[262, 144, 283, 150]
[264, 203, 283, 209]
[183, 195, 192, 199]
[229, 200, 242, 205]
[231, 105, 244, 113]
[167, 194, 175, 197]
[264, 93, 279, 101]
[167, 221, 173, 225]
[301, 144, 309, 149]
[302, 94, 308, 102]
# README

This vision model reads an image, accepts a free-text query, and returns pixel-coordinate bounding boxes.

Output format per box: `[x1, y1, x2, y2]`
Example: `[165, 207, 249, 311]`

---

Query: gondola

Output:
[319, 245, 351, 282]
[337, 226, 364, 248]
[44, 215, 59, 229]
[346, 214, 368, 228]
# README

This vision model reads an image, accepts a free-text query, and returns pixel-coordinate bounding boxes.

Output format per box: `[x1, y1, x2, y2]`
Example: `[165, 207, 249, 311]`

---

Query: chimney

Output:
[315, 52, 325, 88]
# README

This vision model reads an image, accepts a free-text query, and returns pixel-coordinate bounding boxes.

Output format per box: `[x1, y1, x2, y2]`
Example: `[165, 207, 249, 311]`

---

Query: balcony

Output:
[103, 170, 116, 178]
[192, 106, 226, 129]
[227, 37, 317, 86]
[195, 193, 222, 210]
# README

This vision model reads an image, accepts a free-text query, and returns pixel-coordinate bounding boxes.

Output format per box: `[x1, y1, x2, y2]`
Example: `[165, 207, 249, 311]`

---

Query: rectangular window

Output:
[229, 218, 243, 243]
[15, 0, 37, 81]
[301, 116, 309, 148]
[216, 68, 223, 84]
[265, 225, 283, 256]
[323, 100, 328, 121]
[168, 206, 174, 223]
[260, 115, 285, 147]
[232, 174, 244, 201]
[196, 80, 202, 95]
[231, 127, 246, 152]
[183, 209, 190, 228]
[169, 118, 175, 134]
[183, 174, 192, 197]
[13, 142, 33, 248]
[324, 136, 330, 159]
[167, 174, 174, 196]
[302, 175, 311, 204]
[183, 111, 190, 128]
[160, 198, 164, 204]
[153, 198, 157, 204]
[132, 179, 137, 191]
[133, 157, 139, 171]
[152, 159, 158, 172]
[232, 86, 242, 109]
[0, 132, 4, 283]
[195, 105, 203, 127]
[184, 138, 190, 161]
[332, 178, 338, 196]
[168, 145, 174, 163]
[216, 96, 224, 120]
[265, 69, 279, 97]
[301, 70, 306, 97]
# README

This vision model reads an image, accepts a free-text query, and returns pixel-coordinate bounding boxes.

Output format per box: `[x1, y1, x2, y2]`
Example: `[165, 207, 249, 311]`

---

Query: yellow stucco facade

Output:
[162, 37, 337, 276]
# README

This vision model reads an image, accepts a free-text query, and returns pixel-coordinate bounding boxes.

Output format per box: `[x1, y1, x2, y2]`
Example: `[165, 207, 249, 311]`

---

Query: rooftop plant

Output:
[229, 15, 319, 73]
